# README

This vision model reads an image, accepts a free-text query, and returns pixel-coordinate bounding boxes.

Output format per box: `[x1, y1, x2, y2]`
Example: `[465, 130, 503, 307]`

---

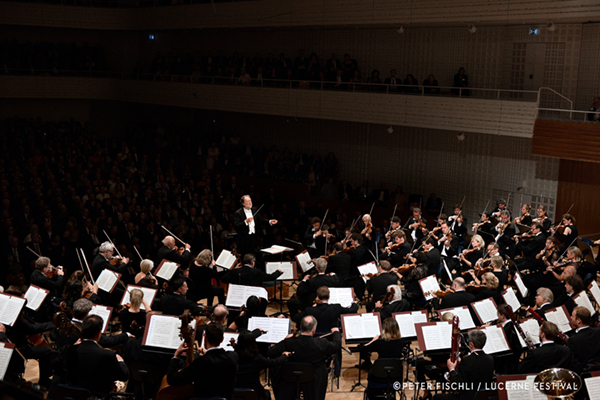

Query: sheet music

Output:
[357, 262, 378, 283]
[342, 313, 381, 340]
[480, 325, 510, 354]
[517, 319, 541, 348]
[214, 250, 237, 270]
[248, 317, 290, 343]
[394, 311, 428, 338]
[585, 376, 600, 400]
[328, 287, 354, 307]
[88, 305, 112, 333]
[144, 315, 196, 350]
[0, 343, 14, 381]
[440, 306, 475, 330]
[272, 245, 293, 252]
[225, 284, 269, 308]
[574, 291, 595, 316]
[0, 294, 26, 326]
[472, 298, 497, 324]
[202, 331, 238, 352]
[296, 251, 313, 273]
[419, 275, 441, 301]
[513, 271, 528, 298]
[261, 245, 293, 254]
[590, 281, 600, 306]
[505, 377, 530, 400]
[503, 288, 522, 315]
[266, 262, 295, 280]
[421, 322, 452, 350]
[96, 269, 119, 293]
[121, 286, 157, 310]
[155, 261, 179, 280]
[24, 285, 48, 311]
[544, 307, 572, 333]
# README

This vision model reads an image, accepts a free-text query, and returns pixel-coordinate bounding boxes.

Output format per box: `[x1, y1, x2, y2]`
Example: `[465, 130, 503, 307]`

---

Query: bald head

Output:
[162, 236, 175, 248]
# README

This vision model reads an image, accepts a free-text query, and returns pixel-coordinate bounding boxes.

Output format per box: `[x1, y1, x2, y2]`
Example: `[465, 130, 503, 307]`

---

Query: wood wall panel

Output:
[557, 159, 600, 235]
[532, 119, 600, 163]
[2, 0, 600, 30]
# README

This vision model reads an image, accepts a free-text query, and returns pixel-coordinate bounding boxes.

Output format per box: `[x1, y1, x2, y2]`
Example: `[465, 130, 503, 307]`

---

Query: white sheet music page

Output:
[215, 250, 236, 270]
[89, 305, 112, 333]
[202, 331, 238, 352]
[544, 307, 572, 333]
[24, 285, 48, 311]
[225, 284, 268, 308]
[440, 306, 475, 330]
[481, 325, 510, 354]
[517, 319, 540, 348]
[266, 262, 295, 280]
[421, 322, 452, 351]
[590, 281, 600, 306]
[144, 315, 196, 350]
[419, 275, 441, 301]
[121, 286, 157, 311]
[295, 251, 314, 273]
[574, 291, 595, 315]
[96, 269, 119, 292]
[0, 294, 26, 326]
[155, 261, 179, 280]
[248, 317, 290, 343]
[473, 298, 497, 324]
[328, 288, 354, 307]
[502, 288, 522, 315]
[585, 376, 600, 400]
[357, 262, 378, 283]
[505, 377, 530, 400]
[513, 271, 528, 298]
[0, 343, 14, 381]
[343, 313, 381, 340]
[394, 311, 427, 338]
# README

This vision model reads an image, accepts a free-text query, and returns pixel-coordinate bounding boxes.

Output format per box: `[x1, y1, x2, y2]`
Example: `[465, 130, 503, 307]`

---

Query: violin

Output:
[383, 287, 395, 304]
[496, 221, 510, 235]
[432, 288, 454, 297]
[514, 212, 529, 225]
[459, 247, 478, 258]
[396, 263, 417, 274]
[45, 265, 63, 278]
[466, 283, 485, 292]
[109, 256, 124, 266]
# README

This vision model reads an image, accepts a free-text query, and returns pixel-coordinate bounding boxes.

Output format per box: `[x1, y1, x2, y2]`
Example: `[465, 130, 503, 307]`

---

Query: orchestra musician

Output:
[189, 249, 226, 307]
[221, 253, 283, 289]
[514, 223, 546, 271]
[457, 234, 484, 277]
[233, 194, 277, 257]
[472, 212, 495, 245]
[30, 256, 65, 320]
[494, 304, 523, 374]
[373, 284, 410, 320]
[550, 213, 578, 253]
[293, 286, 358, 333]
[159, 278, 205, 316]
[514, 203, 533, 227]
[433, 330, 494, 400]
[366, 260, 399, 311]
[135, 259, 158, 286]
[422, 238, 441, 277]
[531, 287, 554, 318]
[568, 306, 600, 369]
[448, 204, 467, 244]
[156, 236, 191, 266]
[92, 241, 130, 304]
[119, 288, 152, 338]
[491, 197, 510, 219]
[433, 222, 459, 278]
[532, 205, 552, 235]
[304, 217, 331, 259]
[495, 210, 516, 258]
[381, 230, 411, 267]
[62, 315, 129, 397]
[384, 216, 402, 241]
[432, 277, 475, 310]
[553, 274, 583, 315]
[287, 258, 339, 318]
[397, 252, 428, 305]
[325, 242, 352, 281]
[517, 321, 580, 374]
[405, 207, 428, 245]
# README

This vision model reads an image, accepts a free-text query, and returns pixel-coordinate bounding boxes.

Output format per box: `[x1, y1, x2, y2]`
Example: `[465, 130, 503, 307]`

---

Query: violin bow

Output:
[159, 224, 187, 247]
[133, 245, 143, 261]
[210, 225, 215, 261]
[79, 248, 96, 285]
[103, 229, 124, 258]
[26, 246, 42, 259]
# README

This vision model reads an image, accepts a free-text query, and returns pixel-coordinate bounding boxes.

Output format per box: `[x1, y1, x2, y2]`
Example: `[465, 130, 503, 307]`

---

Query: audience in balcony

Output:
[384, 69, 400, 92]
[587, 97, 600, 122]
[452, 67, 469, 96]
[403, 74, 419, 94]
[423, 74, 440, 95]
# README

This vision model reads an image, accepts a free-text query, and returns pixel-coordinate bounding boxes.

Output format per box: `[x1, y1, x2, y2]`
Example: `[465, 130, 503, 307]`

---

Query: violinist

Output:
[537, 236, 559, 271]
[489, 255, 508, 289]
[472, 212, 495, 245]
[397, 252, 428, 304]
[59, 278, 100, 310]
[495, 210, 516, 258]
[229, 295, 264, 332]
[550, 214, 578, 253]
[159, 278, 205, 317]
[384, 216, 402, 241]
[360, 213, 375, 242]
[119, 288, 152, 338]
[189, 250, 227, 307]
[491, 197, 510, 219]
[514, 203, 533, 227]
[92, 242, 129, 305]
[325, 242, 352, 281]
[366, 260, 399, 311]
[157, 235, 191, 266]
[469, 272, 501, 303]
[293, 286, 358, 332]
[381, 230, 411, 267]
[458, 234, 485, 277]
[361, 318, 407, 388]
[432, 277, 475, 310]
[134, 259, 158, 286]
[448, 204, 467, 243]
[30, 256, 65, 320]
[433, 330, 494, 400]
[305, 217, 331, 259]
[422, 238, 441, 277]
[287, 258, 339, 319]
[405, 207, 428, 245]
[514, 223, 546, 271]
[373, 284, 410, 321]
[348, 233, 372, 272]
[532, 205, 552, 235]
[434, 222, 459, 274]
[548, 246, 585, 281]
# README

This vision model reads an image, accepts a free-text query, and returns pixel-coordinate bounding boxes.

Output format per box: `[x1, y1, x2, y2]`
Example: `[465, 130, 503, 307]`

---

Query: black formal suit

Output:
[568, 327, 600, 368]
[326, 252, 352, 281]
[160, 292, 204, 316]
[54, 318, 130, 350]
[64, 340, 129, 397]
[288, 274, 341, 318]
[441, 350, 495, 400]
[221, 265, 282, 287]
[535, 303, 554, 319]
[515, 233, 546, 271]
[91, 253, 130, 281]
[382, 242, 411, 267]
[293, 302, 358, 333]
[404, 217, 428, 244]
[236, 353, 288, 400]
[233, 206, 270, 257]
[433, 290, 475, 310]
[304, 225, 327, 259]
[437, 235, 460, 274]
[167, 347, 239, 400]
[156, 245, 191, 267]
[496, 224, 516, 258]
[30, 270, 64, 297]
[349, 244, 373, 272]
[495, 320, 523, 374]
[426, 248, 441, 277]
[475, 222, 496, 245]
[377, 298, 410, 321]
[367, 272, 398, 304]
[518, 342, 580, 374]
[268, 331, 341, 400]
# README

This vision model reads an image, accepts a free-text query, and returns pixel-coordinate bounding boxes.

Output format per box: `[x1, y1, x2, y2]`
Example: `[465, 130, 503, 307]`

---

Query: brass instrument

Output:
[534, 368, 581, 399]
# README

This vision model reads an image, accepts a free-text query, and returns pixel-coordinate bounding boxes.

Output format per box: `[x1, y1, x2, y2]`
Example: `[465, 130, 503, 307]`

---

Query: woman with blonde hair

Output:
[189, 249, 226, 306]
[119, 288, 151, 337]
[135, 259, 158, 286]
